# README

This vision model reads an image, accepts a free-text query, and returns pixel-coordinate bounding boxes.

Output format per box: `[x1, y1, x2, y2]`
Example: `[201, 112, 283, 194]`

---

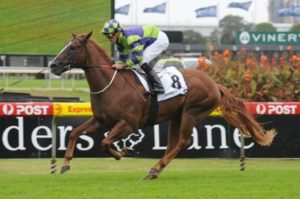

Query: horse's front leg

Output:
[61, 118, 101, 174]
[101, 119, 134, 160]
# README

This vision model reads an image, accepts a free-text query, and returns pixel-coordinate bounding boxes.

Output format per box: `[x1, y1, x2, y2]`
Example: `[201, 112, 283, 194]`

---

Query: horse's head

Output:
[49, 31, 93, 76]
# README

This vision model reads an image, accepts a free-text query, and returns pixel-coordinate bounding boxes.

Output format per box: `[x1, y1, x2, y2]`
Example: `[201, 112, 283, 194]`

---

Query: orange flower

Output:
[197, 56, 208, 71]
[291, 55, 298, 63]
[246, 58, 253, 65]
[286, 45, 293, 51]
[244, 70, 251, 81]
[208, 45, 214, 51]
[222, 49, 231, 58]
[260, 55, 268, 66]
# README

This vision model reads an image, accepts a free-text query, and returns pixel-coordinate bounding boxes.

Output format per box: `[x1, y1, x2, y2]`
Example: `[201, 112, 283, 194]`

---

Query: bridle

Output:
[67, 36, 118, 95]
[67, 37, 93, 69]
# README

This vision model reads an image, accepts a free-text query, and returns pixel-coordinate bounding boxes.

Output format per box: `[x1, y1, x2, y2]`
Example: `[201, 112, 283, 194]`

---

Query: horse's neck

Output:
[84, 67, 114, 94]
[84, 43, 114, 94]
[86, 41, 112, 66]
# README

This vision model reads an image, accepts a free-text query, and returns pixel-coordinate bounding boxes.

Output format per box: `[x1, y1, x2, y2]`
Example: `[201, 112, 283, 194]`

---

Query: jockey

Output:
[101, 19, 169, 94]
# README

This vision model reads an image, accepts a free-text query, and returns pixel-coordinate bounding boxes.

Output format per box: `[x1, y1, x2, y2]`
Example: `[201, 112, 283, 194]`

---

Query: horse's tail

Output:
[218, 84, 276, 146]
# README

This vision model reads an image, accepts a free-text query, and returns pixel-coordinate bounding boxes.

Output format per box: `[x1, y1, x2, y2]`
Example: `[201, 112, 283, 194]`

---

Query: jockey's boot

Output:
[141, 63, 164, 95]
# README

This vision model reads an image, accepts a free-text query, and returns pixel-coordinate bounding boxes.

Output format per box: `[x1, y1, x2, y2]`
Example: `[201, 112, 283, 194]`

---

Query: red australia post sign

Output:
[246, 102, 300, 115]
[0, 102, 299, 117]
[0, 102, 53, 116]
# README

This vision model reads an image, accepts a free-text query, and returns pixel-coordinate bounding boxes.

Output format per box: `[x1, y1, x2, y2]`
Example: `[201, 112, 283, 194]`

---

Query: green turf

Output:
[0, 158, 299, 199]
[1, 0, 111, 54]
[4, 88, 90, 102]
[1, 78, 90, 101]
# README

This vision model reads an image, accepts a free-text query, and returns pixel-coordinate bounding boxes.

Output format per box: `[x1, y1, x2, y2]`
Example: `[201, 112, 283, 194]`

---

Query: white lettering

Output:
[188, 128, 202, 150]
[267, 34, 276, 42]
[288, 34, 297, 42]
[2, 117, 26, 151]
[205, 125, 228, 149]
[233, 128, 254, 149]
[1, 118, 261, 156]
[16, 105, 49, 115]
[278, 33, 286, 42]
[31, 126, 52, 151]
[57, 126, 73, 150]
[269, 105, 297, 114]
[153, 125, 166, 150]
[76, 135, 94, 151]
[252, 34, 261, 42]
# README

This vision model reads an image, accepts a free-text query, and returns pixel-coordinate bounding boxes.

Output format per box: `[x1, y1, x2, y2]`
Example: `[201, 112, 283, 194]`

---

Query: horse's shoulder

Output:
[123, 69, 145, 85]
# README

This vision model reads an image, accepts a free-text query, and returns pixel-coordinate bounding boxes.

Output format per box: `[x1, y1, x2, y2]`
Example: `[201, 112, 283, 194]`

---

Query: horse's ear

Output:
[85, 31, 93, 40]
[72, 33, 77, 38]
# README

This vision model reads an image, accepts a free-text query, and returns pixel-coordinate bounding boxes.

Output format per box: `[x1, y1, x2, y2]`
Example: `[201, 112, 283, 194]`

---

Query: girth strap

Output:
[145, 94, 158, 127]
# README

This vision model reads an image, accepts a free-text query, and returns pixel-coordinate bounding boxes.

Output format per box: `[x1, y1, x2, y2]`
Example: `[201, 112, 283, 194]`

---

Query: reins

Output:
[89, 69, 118, 95]
[74, 63, 117, 95]
[83, 64, 146, 101]
[86, 66, 147, 102]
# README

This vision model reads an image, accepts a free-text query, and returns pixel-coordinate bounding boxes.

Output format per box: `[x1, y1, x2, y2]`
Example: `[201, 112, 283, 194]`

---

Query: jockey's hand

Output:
[112, 63, 128, 69]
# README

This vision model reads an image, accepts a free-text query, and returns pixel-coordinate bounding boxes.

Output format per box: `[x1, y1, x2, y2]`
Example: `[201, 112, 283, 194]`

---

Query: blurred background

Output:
[0, 0, 299, 102]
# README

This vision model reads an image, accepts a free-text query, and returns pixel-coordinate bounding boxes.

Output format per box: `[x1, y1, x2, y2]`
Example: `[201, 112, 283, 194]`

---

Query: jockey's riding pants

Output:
[141, 31, 169, 66]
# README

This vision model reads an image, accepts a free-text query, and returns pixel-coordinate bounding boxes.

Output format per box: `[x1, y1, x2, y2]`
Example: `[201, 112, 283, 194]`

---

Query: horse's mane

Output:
[81, 34, 113, 65]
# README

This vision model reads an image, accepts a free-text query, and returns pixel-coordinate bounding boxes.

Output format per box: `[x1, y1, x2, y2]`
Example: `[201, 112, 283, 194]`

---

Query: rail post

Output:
[50, 117, 57, 174]
[240, 134, 246, 171]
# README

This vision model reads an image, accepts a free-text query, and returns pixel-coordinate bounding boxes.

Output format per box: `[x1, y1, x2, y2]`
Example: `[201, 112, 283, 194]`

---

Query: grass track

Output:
[0, 158, 299, 199]
[0, 78, 90, 101]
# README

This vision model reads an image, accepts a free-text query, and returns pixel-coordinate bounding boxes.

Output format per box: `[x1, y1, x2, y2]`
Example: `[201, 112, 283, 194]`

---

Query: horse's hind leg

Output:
[61, 118, 100, 174]
[144, 111, 211, 180]
[164, 116, 181, 155]
[144, 116, 181, 179]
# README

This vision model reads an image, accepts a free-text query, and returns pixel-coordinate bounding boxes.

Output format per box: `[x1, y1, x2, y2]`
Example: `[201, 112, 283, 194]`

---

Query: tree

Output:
[183, 29, 207, 44]
[289, 23, 300, 32]
[254, 23, 276, 32]
[218, 15, 253, 44]
[209, 29, 219, 46]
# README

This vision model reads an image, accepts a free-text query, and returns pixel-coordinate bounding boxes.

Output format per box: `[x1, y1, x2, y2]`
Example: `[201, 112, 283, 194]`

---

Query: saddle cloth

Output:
[132, 66, 188, 101]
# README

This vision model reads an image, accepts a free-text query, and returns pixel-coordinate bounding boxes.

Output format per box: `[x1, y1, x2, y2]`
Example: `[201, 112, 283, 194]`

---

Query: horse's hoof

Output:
[122, 147, 134, 156]
[61, 165, 70, 174]
[143, 168, 159, 180]
[143, 174, 158, 180]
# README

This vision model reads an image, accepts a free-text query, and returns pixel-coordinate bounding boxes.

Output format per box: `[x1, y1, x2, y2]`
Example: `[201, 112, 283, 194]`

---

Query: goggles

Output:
[103, 33, 114, 39]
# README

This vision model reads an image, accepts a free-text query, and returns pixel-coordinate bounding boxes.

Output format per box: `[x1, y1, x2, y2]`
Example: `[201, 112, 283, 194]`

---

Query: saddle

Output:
[131, 66, 188, 101]
[131, 66, 188, 126]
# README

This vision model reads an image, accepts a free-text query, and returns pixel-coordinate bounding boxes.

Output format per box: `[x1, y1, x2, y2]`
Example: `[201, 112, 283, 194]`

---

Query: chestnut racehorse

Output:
[49, 32, 276, 179]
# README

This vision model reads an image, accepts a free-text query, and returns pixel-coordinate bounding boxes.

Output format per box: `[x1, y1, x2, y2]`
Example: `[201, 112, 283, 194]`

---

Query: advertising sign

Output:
[1, 115, 299, 158]
[0, 102, 53, 116]
[237, 31, 300, 45]
[53, 102, 92, 116]
[247, 102, 300, 115]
